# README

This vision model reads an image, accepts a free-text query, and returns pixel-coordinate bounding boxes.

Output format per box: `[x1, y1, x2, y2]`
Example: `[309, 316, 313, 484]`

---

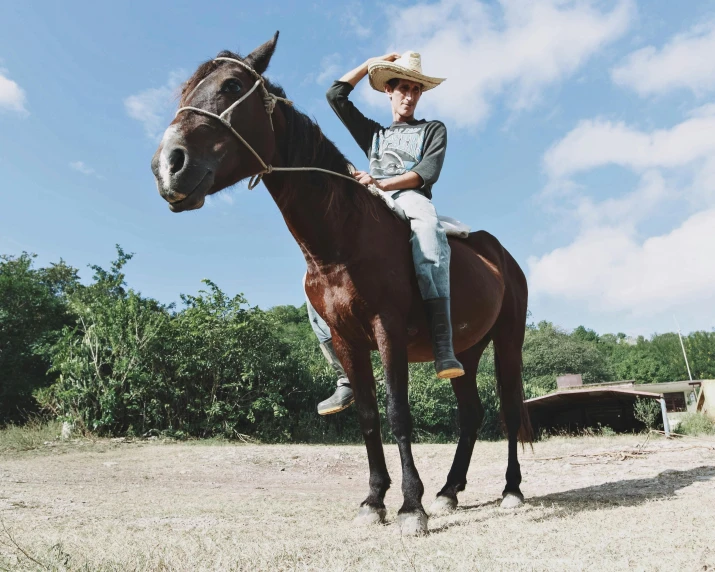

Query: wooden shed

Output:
[526, 388, 665, 434]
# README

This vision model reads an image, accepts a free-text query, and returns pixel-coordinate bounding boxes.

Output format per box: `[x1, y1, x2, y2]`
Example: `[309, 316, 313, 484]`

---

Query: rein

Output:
[175, 57, 362, 191]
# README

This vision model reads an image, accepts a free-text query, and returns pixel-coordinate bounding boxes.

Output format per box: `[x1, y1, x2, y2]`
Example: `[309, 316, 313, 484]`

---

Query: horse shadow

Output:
[527, 465, 715, 513]
[430, 465, 715, 534]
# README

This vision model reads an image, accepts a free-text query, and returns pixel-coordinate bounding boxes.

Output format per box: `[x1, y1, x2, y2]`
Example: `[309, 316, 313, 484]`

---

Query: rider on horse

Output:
[310, 51, 465, 415]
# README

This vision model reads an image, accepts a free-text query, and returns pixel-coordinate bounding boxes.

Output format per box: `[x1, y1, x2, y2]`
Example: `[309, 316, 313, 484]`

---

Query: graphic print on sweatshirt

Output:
[369, 126, 425, 180]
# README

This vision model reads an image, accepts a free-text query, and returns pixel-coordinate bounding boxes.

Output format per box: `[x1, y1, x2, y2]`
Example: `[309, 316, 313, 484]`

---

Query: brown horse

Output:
[151, 33, 532, 535]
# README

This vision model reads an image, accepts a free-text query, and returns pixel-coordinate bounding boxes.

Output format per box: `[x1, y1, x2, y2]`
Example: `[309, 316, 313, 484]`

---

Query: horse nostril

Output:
[168, 148, 186, 175]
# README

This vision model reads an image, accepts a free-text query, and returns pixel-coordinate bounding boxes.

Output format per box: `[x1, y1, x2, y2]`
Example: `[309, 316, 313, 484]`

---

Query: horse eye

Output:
[221, 79, 243, 94]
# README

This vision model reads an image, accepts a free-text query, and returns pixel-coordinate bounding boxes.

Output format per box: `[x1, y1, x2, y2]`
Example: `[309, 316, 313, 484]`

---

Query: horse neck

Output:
[261, 106, 381, 268]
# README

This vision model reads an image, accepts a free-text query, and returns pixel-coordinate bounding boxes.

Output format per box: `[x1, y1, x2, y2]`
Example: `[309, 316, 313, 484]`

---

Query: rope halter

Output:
[174, 57, 294, 189]
[174, 57, 362, 191]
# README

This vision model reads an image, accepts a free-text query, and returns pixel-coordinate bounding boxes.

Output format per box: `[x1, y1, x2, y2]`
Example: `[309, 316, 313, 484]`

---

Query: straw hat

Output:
[368, 51, 446, 92]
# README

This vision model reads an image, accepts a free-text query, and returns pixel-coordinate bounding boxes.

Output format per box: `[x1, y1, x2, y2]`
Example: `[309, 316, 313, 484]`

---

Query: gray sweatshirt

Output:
[326, 81, 447, 199]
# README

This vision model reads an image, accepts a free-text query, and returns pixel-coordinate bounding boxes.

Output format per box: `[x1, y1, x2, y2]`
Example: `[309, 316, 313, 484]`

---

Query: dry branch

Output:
[0, 518, 49, 570]
[534, 443, 714, 463]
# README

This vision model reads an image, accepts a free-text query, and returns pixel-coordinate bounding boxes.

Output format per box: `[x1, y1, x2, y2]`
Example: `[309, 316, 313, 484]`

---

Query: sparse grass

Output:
[0, 419, 64, 453]
[537, 424, 628, 440]
[0, 435, 713, 570]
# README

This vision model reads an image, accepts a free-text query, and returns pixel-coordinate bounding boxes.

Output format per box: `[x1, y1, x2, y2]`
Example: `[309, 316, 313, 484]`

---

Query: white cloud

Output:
[205, 188, 239, 209]
[69, 160, 105, 179]
[531, 107, 715, 317]
[359, 0, 633, 127]
[69, 161, 95, 176]
[216, 191, 234, 205]
[316, 53, 342, 85]
[0, 68, 28, 114]
[125, 70, 185, 140]
[572, 170, 672, 230]
[543, 106, 715, 180]
[612, 20, 715, 96]
[528, 208, 715, 314]
[341, 3, 371, 39]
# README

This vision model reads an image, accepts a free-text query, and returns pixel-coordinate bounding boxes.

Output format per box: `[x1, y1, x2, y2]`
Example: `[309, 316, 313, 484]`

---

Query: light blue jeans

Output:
[304, 273, 332, 344]
[305, 189, 451, 342]
[391, 189, 451, 300]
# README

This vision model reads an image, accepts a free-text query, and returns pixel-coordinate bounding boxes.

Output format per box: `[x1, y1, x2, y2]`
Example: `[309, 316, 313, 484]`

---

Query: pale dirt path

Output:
[1, 435, 714, 571]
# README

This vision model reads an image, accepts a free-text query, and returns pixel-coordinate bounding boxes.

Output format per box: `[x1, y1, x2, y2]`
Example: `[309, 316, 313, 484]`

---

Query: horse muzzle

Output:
[152, 127, 215, 212]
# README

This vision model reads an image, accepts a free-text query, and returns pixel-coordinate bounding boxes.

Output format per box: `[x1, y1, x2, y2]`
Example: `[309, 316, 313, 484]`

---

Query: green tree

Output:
[24, 246, 713, 443]
[686, 331, 715, 380]
[0, 253, 78, 422]
[521, 321, 611, 392]
[608, 334, 687, 383]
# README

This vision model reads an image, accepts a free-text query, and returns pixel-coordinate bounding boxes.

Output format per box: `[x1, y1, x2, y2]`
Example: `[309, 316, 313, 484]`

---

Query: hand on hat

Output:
[367, 53, 401, 66]
[339, 53, 401, 88]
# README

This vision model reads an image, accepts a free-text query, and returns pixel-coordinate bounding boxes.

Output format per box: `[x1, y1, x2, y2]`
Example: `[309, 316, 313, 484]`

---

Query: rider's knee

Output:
[409, 215, 441, 237]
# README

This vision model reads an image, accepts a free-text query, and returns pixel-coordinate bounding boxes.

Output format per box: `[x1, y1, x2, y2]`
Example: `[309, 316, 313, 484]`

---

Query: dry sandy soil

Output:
[1, 433, 714, 571]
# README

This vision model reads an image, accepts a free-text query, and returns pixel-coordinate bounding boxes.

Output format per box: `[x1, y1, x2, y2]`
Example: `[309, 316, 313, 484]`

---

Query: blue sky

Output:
[1, 0, 714, 336]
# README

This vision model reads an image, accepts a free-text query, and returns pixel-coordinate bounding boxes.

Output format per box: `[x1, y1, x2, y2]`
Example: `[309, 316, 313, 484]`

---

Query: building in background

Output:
[526, 375, 711, 434]
[697, 380, 715, 421]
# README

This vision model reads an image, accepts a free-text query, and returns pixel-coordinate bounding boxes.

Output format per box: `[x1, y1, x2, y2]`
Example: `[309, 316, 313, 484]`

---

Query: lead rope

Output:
[175, 57, 366, 191]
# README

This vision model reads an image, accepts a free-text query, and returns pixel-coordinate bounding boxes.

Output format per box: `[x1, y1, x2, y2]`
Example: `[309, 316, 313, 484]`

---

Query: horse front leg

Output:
[374, 317, 428, 536]
[331, 334, 391, 525]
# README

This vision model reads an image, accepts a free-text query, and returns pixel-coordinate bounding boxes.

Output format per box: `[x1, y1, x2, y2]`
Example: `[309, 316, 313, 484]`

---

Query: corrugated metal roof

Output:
[640, 380, 703, 393]
[526, 388, 663, 410]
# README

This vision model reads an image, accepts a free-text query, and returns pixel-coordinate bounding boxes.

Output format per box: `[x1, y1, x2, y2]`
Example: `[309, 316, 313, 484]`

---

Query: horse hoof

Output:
[353, 506, 386, 526]
[429, 495, 457, 516]
[500, 492, 524, 509]
[397, 512, 428, 536]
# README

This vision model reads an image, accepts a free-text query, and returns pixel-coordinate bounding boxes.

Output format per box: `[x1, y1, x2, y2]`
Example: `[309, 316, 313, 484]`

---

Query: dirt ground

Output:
[1, 434, 714, 571]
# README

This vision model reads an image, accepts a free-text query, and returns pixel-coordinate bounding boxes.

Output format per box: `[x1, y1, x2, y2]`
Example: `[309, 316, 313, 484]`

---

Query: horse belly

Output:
[406, 240, 504, 361]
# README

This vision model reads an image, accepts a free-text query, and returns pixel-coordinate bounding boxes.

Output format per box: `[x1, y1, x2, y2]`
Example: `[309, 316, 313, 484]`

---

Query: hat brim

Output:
[368, 61, 445, 92]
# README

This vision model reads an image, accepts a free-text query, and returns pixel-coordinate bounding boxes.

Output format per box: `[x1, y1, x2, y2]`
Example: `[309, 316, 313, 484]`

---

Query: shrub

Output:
[37, 249, 322, 440]
[634, 397, 661, 430]
[677, 413, 715, 436]
[37, 249, 172, 435]
[165, 280, 308, 440]
[408, 363, 459, 442]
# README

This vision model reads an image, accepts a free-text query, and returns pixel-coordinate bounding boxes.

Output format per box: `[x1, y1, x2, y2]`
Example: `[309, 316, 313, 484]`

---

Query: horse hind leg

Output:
[430, 338, 490, 516]
[492, 326, 532, 509]
[476, 239, 532, 509]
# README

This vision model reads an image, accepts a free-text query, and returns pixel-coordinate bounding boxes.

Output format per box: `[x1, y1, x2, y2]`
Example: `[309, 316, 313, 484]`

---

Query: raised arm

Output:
[326, 53, 401, 155]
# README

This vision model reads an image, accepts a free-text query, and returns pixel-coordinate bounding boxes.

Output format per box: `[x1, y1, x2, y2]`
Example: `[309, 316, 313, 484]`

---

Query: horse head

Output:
[151, 33, 281, 212]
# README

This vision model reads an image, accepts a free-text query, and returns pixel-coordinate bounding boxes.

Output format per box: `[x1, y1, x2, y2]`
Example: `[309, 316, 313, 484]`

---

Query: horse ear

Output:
[245, 31, 279, 75]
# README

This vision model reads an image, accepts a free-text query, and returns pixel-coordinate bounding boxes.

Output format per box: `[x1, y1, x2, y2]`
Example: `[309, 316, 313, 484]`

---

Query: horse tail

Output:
[501, 243, 533, 445]
[476, 231, 533, 445]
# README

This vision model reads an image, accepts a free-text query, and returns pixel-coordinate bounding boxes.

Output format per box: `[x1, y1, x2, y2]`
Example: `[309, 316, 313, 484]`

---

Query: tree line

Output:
[1, 248, 714, 441]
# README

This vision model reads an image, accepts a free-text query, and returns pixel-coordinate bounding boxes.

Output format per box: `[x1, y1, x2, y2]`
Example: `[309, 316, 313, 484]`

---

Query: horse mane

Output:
[180, 50, 377, 212]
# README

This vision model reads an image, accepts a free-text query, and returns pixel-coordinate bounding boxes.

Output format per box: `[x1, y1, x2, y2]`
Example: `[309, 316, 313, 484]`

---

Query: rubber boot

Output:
[424, 298, 465, 379]
[317, 339, 355, 415]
